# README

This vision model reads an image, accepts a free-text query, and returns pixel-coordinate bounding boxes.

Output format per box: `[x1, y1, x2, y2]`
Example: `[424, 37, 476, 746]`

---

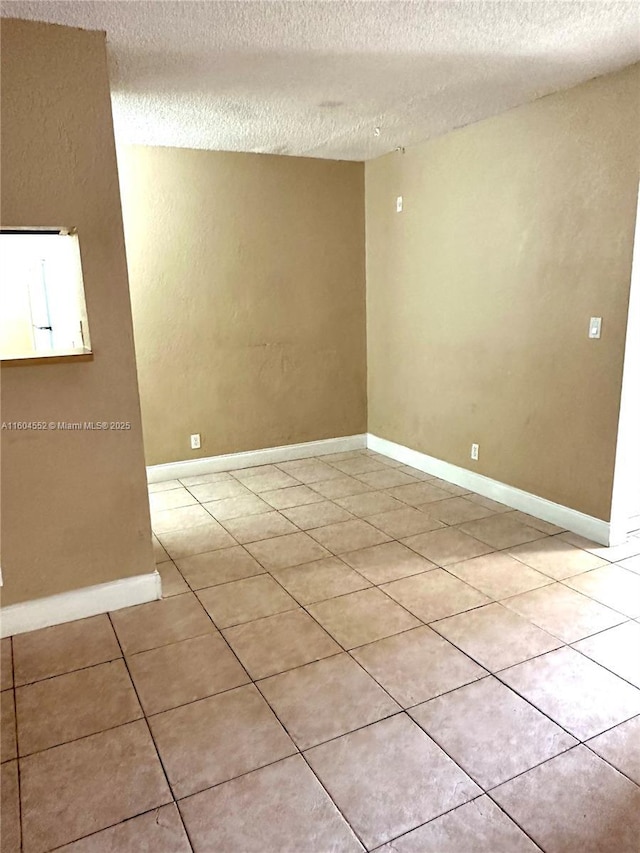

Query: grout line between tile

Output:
[14, 452, 640, 851]
[106, 612, 179, 811]
[46, 803, 196, 853]
[364, 791, 488, 852]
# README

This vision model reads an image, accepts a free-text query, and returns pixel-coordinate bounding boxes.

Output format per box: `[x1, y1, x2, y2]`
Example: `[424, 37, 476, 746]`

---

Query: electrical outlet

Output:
[588, 317, 602, 339]
[471, 443, 479, 461]
[190, 433, 201, 450]
[396, 195, 403, 213]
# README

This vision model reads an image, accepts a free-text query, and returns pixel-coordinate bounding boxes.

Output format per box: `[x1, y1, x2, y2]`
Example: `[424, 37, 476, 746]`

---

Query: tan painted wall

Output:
[0, 19, 154, 606]
[118, 146, 366, 466]
[366, 64, 640, 521]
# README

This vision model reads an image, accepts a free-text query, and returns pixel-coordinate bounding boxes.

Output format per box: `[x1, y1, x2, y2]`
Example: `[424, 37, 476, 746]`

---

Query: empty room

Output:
[1, 2, 640, 852]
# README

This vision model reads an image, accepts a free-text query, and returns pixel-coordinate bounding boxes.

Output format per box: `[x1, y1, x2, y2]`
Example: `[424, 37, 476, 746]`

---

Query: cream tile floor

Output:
[2, 450, 640, 852]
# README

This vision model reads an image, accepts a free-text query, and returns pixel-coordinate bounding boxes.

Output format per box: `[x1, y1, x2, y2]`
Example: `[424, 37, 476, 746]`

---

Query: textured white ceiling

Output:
[2, 1, 639, 160]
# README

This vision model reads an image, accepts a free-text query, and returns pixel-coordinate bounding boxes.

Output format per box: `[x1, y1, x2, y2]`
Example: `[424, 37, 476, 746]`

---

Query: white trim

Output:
[367, 433, 610, 546]
[0, 571, 161, 638]
[147, 434, 368, 484]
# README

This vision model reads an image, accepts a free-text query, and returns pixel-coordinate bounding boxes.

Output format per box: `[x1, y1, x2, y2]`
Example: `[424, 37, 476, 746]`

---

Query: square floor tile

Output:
[311, 476, 375, 499]
[13, 615, 121, 686]
[272, 557, 371, 605]
[331, 456, 387, 475]
[351, 626, 485, 708]
[58, 803, 191, 852]
[466, 494, 511, 513]
[1, 638, 13, 692]
[179, 472, 233, 487]
[587, 715, 640, 786]
[308, 519, 391, 554]
[231, 465, 284, 482]
[1, 760, 20, 852]
[503, 583, 626, 643]
[187, 479, 250, 502]
[369, 454, 406, 466]
[157, 560, 190, 597]
[411, 676, 576, 788]
[149, 479, 182, 492]
[491, 745, 640, 853]
[1, 689, 17, 763]
[403, 528, 494, 566]
[427, 478, 472, 497]
[21, 720, 171, 853]
[387, 482, 452, 506]
[179, 754, 363, 853]
[156, 522, 235, 560]
[387, 481, 451, 507]
[258, 653, 399, 749]
[261, 484, 325, 509]
[220, 511, 298, 543]
[151, 504, 214, 534]
[458, 516, 546, 549]
[246, 531, 331, 570]
[305, 714, 480, 849]
[223, 609, 340, 679]
[377, 795, 540, 853]
[176, 545, 264, 589]
[447, 551, 552, 600]
[149, 487, 197, 513]
[572, 621, 640, 687]
[197, 574, 297, 628]
[281, 500, 355, 530]
[617, 554, 640, 575]
[502, 511, 565, 535]
[397, 465, 433, 480]
[500, 646, 640, 740]
[127, 633, 249, 715]
[564, 564, 640, 617]
[335, 491, 404, 518]
[203, 493, 272, 521]
[366, 506, 445, 539]
[382, 570, 490, 623]
[149, 683, 296, 798]
[342, 541, 436, 584]
[277, 459, 343, 483]
[308, 588, 420, 649]
[16, 660, 141, 755]
[110, 593, 215, 655]
[432, 602, 562, 671]
[242, 470, 301, 493]
[509, 537, 607, 580]
[421, 497, 497, 525]
[357, 468, 420, 489]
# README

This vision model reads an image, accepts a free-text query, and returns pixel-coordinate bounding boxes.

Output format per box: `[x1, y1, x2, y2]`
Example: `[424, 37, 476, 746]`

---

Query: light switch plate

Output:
[588, 317, 602, 339]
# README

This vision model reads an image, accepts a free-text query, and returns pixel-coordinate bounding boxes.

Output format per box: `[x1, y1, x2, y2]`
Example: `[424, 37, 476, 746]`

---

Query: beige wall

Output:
[118, 146, 366, 466]
[0, 19, 154, 606]
[366, 64, 640, 521]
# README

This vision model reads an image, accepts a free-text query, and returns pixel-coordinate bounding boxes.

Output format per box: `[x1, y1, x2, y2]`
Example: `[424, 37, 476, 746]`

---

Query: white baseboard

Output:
[147, 434, 368, 484]
[0, 571, 161, 638]
[367, 434, 610, 546]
